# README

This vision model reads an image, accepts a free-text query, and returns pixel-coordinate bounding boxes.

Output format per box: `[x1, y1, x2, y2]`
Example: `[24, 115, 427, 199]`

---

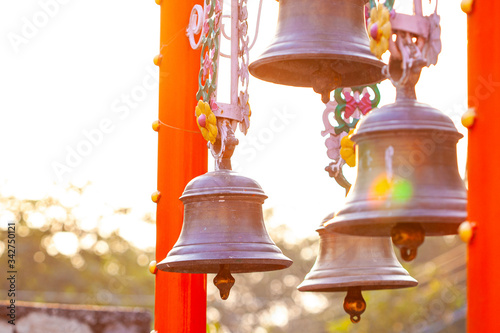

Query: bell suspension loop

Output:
[210, 118, 239, 171]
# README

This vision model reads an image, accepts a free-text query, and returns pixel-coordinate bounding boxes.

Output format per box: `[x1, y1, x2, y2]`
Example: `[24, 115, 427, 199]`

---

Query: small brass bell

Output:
[325, 64, 467, 261]
[298, 213, 417, 323]
[249, 0, 385, 103]
[157, 168, 292, 300]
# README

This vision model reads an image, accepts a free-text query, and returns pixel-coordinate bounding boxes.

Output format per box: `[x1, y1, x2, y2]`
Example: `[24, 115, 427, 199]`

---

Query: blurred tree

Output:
[0, 187, 155, 313]
[0, 189, 465, 333]
[205, 214, 466, 333]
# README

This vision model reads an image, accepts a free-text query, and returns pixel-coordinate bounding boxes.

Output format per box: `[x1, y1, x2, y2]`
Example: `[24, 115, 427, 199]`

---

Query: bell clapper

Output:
[399, 247, 418, 262]
[343, 288, 366, 323]
[311, 61, 342, 104]
[214, 264, 235, 300]
[391, 223, 425, 261]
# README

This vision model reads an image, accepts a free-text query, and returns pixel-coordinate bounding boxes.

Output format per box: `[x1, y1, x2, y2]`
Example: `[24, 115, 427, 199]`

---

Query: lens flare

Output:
[371, 175, 413, 204]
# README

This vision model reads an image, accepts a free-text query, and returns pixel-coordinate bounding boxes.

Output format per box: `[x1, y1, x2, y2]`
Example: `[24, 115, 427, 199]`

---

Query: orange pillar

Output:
[467, 1, 500, 332]
[154, 1, 208, 332]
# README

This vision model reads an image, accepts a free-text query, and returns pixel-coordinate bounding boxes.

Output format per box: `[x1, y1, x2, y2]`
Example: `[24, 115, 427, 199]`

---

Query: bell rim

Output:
[157, 257, 293, 274]
[249, 55, 385, 88]
[327, 191, 467, 236]
[158, 242, 293, 274]
[297, 276, 418, 292]
[301, 265, 415, 280]
[325, 219, 465, 237]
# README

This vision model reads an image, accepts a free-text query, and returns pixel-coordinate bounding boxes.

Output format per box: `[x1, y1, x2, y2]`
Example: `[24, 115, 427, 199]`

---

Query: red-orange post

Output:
[467, 1, 500, 332]
[154, 1, 208, 332]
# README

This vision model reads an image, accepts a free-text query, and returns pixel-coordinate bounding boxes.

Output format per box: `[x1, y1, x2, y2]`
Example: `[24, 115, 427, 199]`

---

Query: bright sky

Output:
[0, 0, 467, 245]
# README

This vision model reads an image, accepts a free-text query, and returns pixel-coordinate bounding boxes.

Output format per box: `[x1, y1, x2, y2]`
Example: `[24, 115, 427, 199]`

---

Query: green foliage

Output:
[0, 189, 155, 313]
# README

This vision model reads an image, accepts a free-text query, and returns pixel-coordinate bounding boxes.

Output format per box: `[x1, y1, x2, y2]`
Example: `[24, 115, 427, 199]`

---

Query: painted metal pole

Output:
[467, 1, 500, 332]
[154, 1, 208, 332]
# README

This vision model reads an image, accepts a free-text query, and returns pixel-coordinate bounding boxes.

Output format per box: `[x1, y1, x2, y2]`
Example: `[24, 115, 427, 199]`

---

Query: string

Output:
[157, 120, 201, 134]
[155, 28, 203, 135]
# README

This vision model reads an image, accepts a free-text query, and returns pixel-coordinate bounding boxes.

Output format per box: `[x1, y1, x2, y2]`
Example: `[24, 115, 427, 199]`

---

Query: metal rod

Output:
[154, 1, 208, 332]
[230, 0, 239, 105]
[413, 0, 422, 16]
[247, 0, 264, 51]
[467, 1, 500, 331]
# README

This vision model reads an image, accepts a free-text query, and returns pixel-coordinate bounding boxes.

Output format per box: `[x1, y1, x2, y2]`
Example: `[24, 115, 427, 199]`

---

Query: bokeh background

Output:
[0, 0, 467, 332]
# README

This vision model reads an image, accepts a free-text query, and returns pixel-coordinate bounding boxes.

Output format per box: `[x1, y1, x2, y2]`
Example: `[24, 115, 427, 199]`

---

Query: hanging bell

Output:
[157, 168, 292, 300]
[249, 0, 385, 103]
[298, 213, 417, 323]
[325, 78, 467, 261]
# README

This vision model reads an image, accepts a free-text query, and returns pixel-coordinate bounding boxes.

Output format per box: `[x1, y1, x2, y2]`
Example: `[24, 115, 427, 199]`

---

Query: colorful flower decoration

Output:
[238, 91, 251, 135]
[325, 131, 346, 162]
[214, 0, 222, 27]
[196, 0, 222, 102]
[195, 100, 218, 144]
[322, 85, 380, 192]
[202, 49, 214, 79]
[340, 129, 356, 167]
[328, 85, 380, 135]
[368, 3, 392, 59]
[344, 90, 372, 118]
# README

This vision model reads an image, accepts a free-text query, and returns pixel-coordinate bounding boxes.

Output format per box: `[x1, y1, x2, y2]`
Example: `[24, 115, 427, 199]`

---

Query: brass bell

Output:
[298, 213, 417, 323]
[249, 0, 385, 103]
[157, 169, 292, 300]
[325, 78, 467, 261]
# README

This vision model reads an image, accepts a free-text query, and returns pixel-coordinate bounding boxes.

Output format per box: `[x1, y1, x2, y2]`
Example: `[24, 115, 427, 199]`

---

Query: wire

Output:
[157, 120, 201, 134]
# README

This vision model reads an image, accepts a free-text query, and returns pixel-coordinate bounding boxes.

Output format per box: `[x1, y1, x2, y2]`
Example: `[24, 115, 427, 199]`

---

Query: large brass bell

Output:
[298, 213, 417, 323]
[157, 168, 292, 300]
[249, 0, 385, 103]
[325, 78, 467, 261]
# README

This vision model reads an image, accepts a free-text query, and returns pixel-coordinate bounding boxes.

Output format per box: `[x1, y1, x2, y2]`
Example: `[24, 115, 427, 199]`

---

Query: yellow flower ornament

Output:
[340, 130, 356, 167]
[195, 100, 218, 144]
[368, 4, 392, 59]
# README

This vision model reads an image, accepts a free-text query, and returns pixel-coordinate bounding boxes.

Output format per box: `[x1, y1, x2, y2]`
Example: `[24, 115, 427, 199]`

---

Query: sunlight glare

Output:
[53, 231, 79, 256]
[297, 292, 329, 314]
[0, 211, 17, 229]
[26, 211, 46, 229]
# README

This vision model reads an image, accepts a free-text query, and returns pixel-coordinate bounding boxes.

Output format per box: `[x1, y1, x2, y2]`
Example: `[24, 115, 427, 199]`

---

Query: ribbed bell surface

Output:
[249, 0, 385, 102]
[298, 214, 417, 292]
[325, 90, 467, 261]
[157, 169, 292, 274]
[299, 213, 417, 323]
